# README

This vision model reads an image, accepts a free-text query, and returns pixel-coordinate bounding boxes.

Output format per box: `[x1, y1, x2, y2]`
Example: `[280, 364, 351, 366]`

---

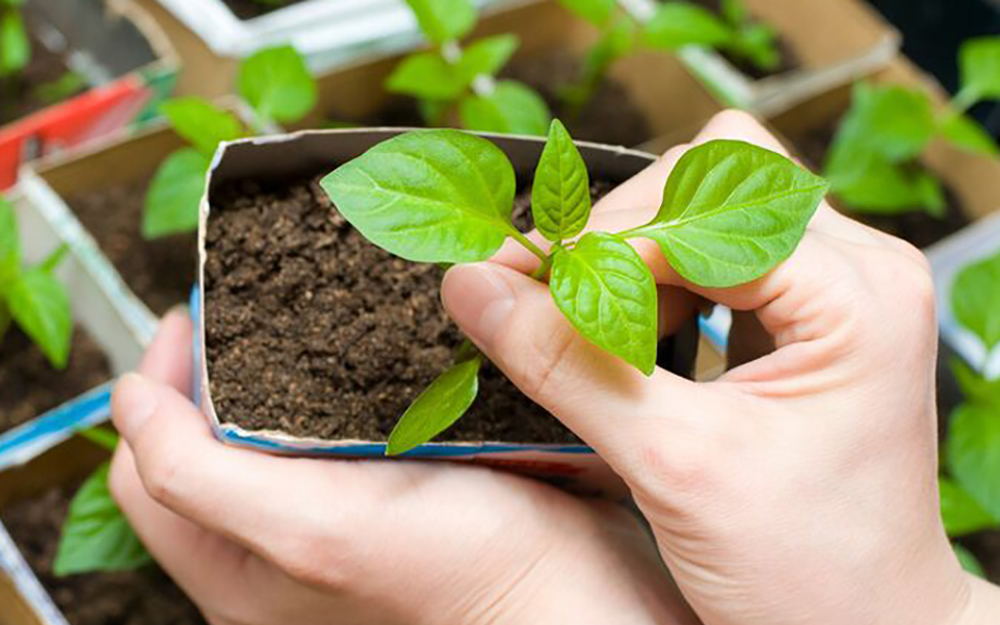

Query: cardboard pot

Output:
[0, 0, 178, 190]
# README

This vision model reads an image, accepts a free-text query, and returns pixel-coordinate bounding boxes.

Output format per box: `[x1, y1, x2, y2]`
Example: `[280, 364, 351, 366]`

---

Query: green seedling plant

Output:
[384, 0, 552, 135]
[557, 0, 780, 112]
[939, 250, 1000, 578]
[0, 198, 72, 369]
[142, 44, 317, 239]
[322, 120, 827, 455]
[0, 0, 29, 78]
[824, 37, 1000, 218]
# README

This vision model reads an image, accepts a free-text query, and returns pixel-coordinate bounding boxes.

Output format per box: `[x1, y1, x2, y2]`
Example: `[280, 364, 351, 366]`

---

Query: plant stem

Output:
[951, 88, 979, 115]
[510, 230, 549, 264]
[530, 254, 554, 280]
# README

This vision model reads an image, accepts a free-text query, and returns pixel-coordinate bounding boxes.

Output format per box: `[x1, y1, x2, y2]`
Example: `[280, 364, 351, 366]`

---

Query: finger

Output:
[138, 306, 193, 394]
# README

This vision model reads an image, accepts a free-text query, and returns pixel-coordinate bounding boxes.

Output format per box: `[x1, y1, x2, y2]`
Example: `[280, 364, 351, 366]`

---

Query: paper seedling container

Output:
[0, 0, 178, 190]
[624, 0, 900, 117]
[195, 129, 704, 498]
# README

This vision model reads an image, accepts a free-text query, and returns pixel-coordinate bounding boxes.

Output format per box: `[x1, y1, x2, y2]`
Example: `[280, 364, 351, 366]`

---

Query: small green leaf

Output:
[78, 428, 119, 452]
[550, 233, 658, 374]
[948, 403, 1000, 520]
[6, 267, 71, 369]
[827, 154, 944, 217]
[321, 129, 516, 263]
[0, 197, 19, 289]
[829, 83, 937, 163]
[951, 358, 1000, 408]
[951, 251, 1000, 352]
[561, 17, 635, 111]
[954, 543, 986, 578]
[459, 80, 551, 136]
[721, 0, 747, 24]
[403, 0, 476, 44]
[532, 119, 591, 243]
[556, 0, 616, 26]
[37, 244, 67, 274]
[941, 477, 998, 537]
[34, 71, 86, 105]
[238, 44, 317, 124]
[641, 2, 734, 51]
[54, 463, 152, 576]
[456, 34, 519, 84]
[627, 140, 827, 287]
[142, 148, 210, 240]
[0, 9, 29, 76]
[385, 52, 466, 101]
[959, 36, 1000, 105]
[939, 112, 1000, 157]
[727, 23, 780, 72]
[387, 358, 481, 456]
[160, 98, 243, 158]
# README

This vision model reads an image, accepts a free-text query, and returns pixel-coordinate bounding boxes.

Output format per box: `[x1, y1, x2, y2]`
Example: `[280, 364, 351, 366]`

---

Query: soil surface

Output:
[0, 326, 110, 436]
[960, 530, 1000, 584]
[686, 0, 798, 80]
[1, 482, 207, 625]
[204, 176, 635, 443]
[69, 176, 198, 316]
[222, 0, 301, 20]
[795, 122, 968, 249]
[0, 26, 84, 126]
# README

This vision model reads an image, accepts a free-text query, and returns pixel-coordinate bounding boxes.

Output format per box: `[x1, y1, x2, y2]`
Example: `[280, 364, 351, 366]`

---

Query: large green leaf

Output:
[959, 37, 1000, 105]
[54, 463, 152, 576]
[556, 0, 616, 26]
[321, 130, 516, 263]
[532, 119, 592, 243]
[948, 403, 1000, 520]
[160, 98, 243, 158]
[142, 148, 211, 239]
[951, 358, 1000, 408]
[939, 112, 1000, 157]
[238, 45, 317, 124]
[403, 0, 476, 44]
[828, 83, 937, 163]
[626, 140, 827, 287]
[0, 9, 29, 76]
[827, 154, 944, 217]
[387, 357, 481, 456]
[385, 52, 466, 101]
[456, 34, 519, 84]
[550, 232, 658, 374]
[459, 80, 551, 136]
[6, 267, 71, 369]
[951, 250, 1000, 352]
[954, 543, 986, 578]
[0, 197, 19, 289]
[641, 2, 733, 50]
[940, 476, 998, 537]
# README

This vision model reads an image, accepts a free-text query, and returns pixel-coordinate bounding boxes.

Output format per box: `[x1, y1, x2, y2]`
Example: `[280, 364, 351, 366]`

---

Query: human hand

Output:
[109, 309, 701, 625]
[443, 110, 997, 625]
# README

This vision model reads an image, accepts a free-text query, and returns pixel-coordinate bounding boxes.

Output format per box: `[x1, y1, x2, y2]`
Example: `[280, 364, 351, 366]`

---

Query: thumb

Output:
[441, 262, 729, 478]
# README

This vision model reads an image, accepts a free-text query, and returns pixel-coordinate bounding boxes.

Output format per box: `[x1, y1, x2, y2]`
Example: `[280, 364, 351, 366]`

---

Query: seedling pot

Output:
[0, 0, 178, 189]
[196, 128, 701, 497]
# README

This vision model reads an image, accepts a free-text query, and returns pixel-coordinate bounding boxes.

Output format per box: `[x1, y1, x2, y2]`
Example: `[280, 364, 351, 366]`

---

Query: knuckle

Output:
[142, 447, 184, 506]
[496, 304, 579, 402]
[712, 108, 759, 129]
[270, 512, 360, 591]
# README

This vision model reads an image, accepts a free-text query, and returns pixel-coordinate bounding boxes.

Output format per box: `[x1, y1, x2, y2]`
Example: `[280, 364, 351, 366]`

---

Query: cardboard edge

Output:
[0, 523, 68, 625]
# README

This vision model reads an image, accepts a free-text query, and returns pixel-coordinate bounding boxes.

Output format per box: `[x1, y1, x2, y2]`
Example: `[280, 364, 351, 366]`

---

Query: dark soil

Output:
[1, 482, 207, 625]
[687, 0, 799, 80]
[222, 0, 301, 20]
[0, 26, 85, 126]
[960, 531, 1000, 584]
[795, 122, 969, 249]
[204, 176, 633, 443]
[69, 177, 198, 316]
[0, 326, 110, 436]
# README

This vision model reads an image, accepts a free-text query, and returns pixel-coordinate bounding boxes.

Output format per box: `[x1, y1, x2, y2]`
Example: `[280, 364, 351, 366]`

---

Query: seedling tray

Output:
[0, 0, 178, 190]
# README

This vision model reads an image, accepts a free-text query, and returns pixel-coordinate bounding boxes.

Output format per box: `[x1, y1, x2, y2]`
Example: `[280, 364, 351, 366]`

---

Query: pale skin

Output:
[110, 110, 1000, 624]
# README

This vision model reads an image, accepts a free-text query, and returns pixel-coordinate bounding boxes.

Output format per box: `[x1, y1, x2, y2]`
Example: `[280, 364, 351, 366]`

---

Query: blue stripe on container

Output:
[0, 383, 113, 458]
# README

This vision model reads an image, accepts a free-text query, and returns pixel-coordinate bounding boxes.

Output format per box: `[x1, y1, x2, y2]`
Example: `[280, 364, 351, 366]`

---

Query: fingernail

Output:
[442, 264, 515, 348]
[113, 373, 158, 442]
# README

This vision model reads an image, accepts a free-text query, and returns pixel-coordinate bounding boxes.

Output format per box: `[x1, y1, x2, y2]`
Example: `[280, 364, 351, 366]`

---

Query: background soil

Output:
[0, 27, 84, 126]
[222, 0, 301, 20]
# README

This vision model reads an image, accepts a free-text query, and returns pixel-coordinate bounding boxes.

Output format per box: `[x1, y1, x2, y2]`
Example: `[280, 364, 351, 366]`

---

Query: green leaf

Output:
[321, 129, 516, 263]
[626, 140, 827, 287]
[403, 0, 476, 44]
[37, 244, 67, 274]
[951, 357, 1000, 408]
[948, 403, 1000, 520]
[0, 9, 30, 76]
[54, 463, 152, 576]
[459, 80, 551, 136]
[550, 232, 658, 374]
[728, 23, 779, 72]
[160, 98, 243, 158]
[829, 83, 937, 163]
[939, 112, 1000, 157]
[532, 119, 591, 243]
[562, 18, 635, 110]
[77, 428, 119, 452]
[385, 52, 466, 101]
[721, 0, 748, 24]
[641, 2, 734, 51]
[951, 250, 1000, 352]
[34, 71, 86, 105]
[556, 0, 616, 26]
[6, 267, 71, 369]
[456, 34, 519, 84]
[238, 44, 317, 124]
[0, 197, 19, 289]
[387, 357, 481, 455]
[142, 148, 210, 239]
[954, 543, 986, 578]
[959, 36, 1000, 105]
[827, 154, 944, 217]
[941, 477, 998, 537]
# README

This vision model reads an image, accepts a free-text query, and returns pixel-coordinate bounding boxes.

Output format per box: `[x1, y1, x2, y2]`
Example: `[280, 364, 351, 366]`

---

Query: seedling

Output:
[0, 0, 30, 78]
[557, 0, 780, 111]
[323, 121, 827, 454]
[939, 250, 1000, 578]
[0, 197, 72, 369]
[142, 44, 317, 239]
[384, 0, 551, 135]
[824, 37, 1000, 217]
